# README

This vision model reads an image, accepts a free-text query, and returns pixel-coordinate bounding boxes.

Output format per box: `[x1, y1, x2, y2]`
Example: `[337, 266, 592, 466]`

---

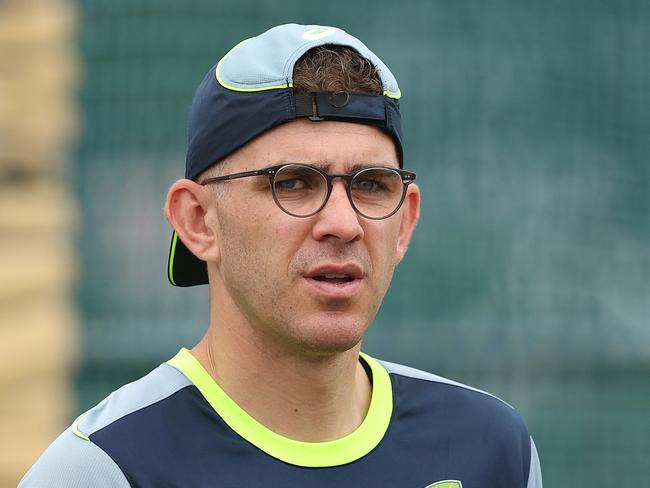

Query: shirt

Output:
[20, 348, 542, 487]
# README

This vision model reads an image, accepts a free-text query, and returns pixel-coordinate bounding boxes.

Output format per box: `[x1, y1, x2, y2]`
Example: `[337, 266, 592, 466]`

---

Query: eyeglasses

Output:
[200, 163, 416, 220]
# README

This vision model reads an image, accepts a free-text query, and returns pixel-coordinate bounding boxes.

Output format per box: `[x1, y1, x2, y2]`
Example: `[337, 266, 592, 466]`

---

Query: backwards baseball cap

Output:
[168, 23, 403, 287]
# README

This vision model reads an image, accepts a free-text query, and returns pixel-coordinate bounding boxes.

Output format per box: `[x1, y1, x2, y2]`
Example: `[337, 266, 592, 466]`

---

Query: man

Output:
[20, 24, 542, 487]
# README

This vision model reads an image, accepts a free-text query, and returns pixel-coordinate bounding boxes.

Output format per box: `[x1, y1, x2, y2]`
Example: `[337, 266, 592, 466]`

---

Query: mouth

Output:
[303, 264, 364, 299]
[310, 274, 356, 285]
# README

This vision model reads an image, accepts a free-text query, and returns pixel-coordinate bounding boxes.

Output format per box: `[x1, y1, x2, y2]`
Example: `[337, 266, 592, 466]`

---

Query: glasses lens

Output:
[351, 168, 404, 219]
[272, 165, 328, 216]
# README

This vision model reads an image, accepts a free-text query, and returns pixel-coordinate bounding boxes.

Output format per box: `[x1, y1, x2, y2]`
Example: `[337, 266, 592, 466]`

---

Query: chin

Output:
[286, 312, 369, 355]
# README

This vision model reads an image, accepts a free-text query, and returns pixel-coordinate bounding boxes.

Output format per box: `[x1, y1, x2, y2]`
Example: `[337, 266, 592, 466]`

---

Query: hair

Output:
[199, 45, 382, 183]
[292, 45, 383, 94]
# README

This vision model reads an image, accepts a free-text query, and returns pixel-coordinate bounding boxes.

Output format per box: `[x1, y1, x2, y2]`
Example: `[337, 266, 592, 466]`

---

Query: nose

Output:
[311, 180, 364, 243]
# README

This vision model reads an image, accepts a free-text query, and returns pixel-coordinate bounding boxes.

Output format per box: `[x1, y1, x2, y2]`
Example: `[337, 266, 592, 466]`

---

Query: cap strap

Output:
[294, 92, 387, 125]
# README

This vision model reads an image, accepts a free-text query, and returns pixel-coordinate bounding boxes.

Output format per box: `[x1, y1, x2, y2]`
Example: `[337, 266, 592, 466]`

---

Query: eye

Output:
[273, 166, 324, 194]
[275, 177, 307, 191]
[352, 177, 383, 192]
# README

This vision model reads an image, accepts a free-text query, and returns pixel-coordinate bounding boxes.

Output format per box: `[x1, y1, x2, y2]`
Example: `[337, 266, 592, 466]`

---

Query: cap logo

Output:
[302, 27, 337, 40]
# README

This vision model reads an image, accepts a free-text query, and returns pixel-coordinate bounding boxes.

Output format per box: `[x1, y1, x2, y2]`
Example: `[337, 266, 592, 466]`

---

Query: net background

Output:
[74, 1, 650, 486]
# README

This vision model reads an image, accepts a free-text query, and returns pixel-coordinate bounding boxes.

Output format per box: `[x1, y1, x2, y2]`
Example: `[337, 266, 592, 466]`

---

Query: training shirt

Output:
[20, 348, 542, 487]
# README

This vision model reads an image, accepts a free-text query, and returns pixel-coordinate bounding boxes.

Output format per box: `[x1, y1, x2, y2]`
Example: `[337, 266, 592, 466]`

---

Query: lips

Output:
[304, 263, 364, 282]
[303, 263, 364, 299]
[312, 274, 354, 284]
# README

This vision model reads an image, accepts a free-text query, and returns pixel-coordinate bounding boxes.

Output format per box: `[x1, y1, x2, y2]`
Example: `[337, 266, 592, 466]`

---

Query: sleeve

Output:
[526, 436, 543, 488]
[18, 428, 131, 488]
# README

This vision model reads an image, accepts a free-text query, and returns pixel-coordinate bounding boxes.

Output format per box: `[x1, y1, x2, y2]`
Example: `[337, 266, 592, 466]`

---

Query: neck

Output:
[192, 302, 372, 442]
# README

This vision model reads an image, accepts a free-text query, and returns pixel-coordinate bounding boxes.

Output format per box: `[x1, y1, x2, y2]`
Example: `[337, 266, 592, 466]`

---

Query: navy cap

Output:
[169, 23, 403, 287]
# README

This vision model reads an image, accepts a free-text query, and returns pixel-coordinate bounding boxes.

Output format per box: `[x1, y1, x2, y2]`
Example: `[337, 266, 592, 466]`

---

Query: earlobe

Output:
[394, 184, 420, 264]
[164, 179, 220, 263]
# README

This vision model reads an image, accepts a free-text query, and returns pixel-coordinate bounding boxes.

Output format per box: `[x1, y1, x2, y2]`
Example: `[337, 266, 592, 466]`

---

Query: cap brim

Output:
[167, 231, 209, 287]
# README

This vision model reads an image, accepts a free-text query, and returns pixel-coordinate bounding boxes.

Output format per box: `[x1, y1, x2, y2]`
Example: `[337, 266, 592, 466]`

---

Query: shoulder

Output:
[379, 358, 509, 402]
[19, 429, 130, 488]
[378, 358, 524, 428]
[19, 362, 193, 487]
[376, 358, 542, 487]
[72, 361, 192, 440]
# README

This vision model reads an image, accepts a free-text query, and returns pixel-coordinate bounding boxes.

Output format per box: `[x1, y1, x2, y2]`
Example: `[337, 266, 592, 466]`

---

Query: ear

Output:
[394, 183, 420, 264]
[164, 179, 220, 263]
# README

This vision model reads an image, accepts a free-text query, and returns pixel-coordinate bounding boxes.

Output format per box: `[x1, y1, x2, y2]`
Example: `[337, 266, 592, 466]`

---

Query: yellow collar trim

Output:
[167, 348, 393, 467]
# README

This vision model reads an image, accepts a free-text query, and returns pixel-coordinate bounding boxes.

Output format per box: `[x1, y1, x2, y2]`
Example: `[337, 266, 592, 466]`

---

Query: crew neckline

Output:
[167, 347, 393, 467]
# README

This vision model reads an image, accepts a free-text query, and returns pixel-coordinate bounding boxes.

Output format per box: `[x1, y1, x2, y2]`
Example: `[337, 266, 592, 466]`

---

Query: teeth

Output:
[324, 274, 347, 279]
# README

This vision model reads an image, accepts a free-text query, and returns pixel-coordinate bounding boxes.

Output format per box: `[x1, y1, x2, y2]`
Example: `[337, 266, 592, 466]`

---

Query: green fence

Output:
[74, 1, 650, 485]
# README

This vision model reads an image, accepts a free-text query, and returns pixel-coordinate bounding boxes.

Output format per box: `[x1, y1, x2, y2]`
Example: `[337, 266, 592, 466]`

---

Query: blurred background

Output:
[1, 0, 649, 486]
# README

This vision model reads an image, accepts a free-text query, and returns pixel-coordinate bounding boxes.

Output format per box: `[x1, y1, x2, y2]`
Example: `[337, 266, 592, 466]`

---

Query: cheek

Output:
[218, 204, 306, 277]
[216, 214, 278, 310]
[368, 223, 401, 268]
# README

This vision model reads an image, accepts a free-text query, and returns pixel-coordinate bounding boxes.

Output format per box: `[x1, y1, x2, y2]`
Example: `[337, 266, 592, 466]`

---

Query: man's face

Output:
[205, 119, 419, 356]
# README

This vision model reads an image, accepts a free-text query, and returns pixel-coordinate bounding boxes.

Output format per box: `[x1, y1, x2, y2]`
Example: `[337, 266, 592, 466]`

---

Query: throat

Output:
[194, 334, 371, 443]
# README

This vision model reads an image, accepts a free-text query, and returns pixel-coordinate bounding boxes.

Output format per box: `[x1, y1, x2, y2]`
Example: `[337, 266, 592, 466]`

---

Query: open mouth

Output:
[303, 264, 364, 297]
[311, 274, 355, 284]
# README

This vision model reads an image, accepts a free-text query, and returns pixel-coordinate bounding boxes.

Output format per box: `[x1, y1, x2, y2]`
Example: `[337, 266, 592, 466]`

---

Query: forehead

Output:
[227, 119, 399, 172]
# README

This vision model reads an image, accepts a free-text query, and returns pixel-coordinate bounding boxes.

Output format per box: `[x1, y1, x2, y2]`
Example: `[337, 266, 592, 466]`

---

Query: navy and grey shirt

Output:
[20, 348, 542, 487]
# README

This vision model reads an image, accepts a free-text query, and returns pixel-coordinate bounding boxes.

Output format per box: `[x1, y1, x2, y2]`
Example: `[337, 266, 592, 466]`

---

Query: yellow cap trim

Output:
[167, 348, 393, 467]
[168, 231, 178, 285]
[383, 88, 401, 99]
